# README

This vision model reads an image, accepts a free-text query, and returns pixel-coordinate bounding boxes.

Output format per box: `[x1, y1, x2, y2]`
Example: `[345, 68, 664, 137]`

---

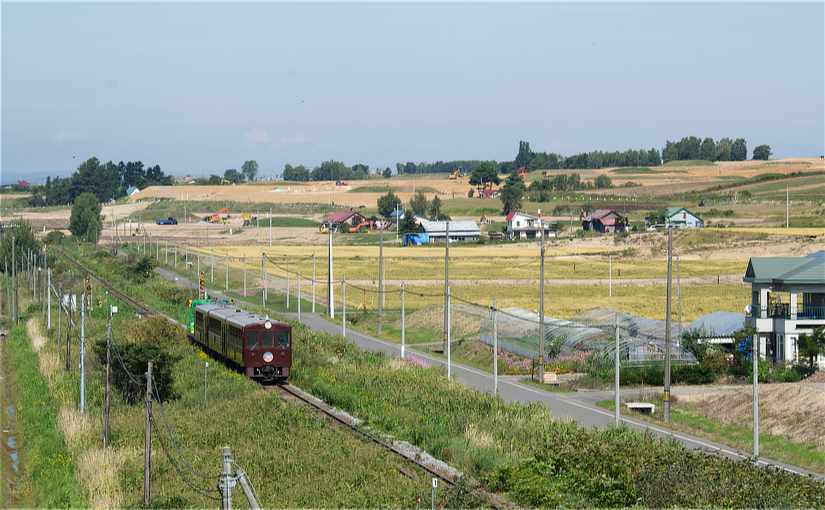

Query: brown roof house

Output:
[580, 209, 627, 233]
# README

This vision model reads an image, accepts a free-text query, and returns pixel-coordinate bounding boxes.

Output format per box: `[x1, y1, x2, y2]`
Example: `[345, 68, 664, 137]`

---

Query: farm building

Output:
[688, 311, 745, 345]
[322, 209, 369, 232]
[126, 186, 141, 197]
[743, 251, 825, 367]
[581, 209, 627, 233]
[505, 212, 557, 240]
[665, 207, 704, 229]
[418, 219, 480, 243]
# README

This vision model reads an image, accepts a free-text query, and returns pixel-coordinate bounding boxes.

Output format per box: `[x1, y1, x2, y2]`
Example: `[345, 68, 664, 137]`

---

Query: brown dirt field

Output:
[679, 383, 825, 447]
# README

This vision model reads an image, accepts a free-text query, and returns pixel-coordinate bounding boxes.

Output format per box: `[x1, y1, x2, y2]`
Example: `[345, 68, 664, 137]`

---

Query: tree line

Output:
[282, 161, 392, 182]
[29, 157, 174, 206]
[661, 137, 770, 162]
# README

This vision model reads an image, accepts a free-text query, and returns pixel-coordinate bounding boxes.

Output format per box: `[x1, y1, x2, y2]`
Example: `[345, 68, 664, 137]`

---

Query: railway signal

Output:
[199, 271, 206, 299]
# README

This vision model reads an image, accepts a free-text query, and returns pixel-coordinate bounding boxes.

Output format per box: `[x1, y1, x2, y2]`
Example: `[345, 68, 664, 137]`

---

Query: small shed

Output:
[581, 209, 627, 233]
[322, 209, 369, 232]
[126, 186, 141, 197]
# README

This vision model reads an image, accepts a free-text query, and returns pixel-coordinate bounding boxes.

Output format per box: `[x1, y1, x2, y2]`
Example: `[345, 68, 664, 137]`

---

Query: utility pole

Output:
[539, 227, 546, 383]
[268, 207, 272, 247]
[753, 333, 760, 457]
[609, 255, 613, 297]
[260, 255, 265, 307]
[220, 446, 235, 510]
[786, 185, 789, 229]
[144, 361, 153, 507]
[12, 236, 18, 324]
[446, 286, 452, 381]
[614, 312, 621, 426]
[328, 226, 334, 318]
[103, 306, 112, 447]
[297, 274, 302, 322]
[378, 228, 384, 335]
[47, 267, 52, 330]
[80, 293, 86, 413]
[492, 299, 498, 396]
[677, 254, 682, 345]
[341, 278, 346, 337]
[663, 228, 673, 422]
[225, 257, 229, 292]
[312, 254, 316, 313]
[400, 282, 406, 359]
[442, 221, 449, 353]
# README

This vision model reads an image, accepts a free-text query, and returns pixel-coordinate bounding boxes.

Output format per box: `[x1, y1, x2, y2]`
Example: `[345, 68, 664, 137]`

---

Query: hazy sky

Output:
[2, 2, 823, 183]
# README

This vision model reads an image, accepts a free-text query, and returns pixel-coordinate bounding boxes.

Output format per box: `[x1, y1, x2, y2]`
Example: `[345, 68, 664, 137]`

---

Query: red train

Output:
[188, 301, 292, 382]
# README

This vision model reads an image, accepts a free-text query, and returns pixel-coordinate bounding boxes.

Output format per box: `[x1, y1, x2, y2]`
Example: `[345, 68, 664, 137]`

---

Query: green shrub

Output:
[43, 230, 65, 244]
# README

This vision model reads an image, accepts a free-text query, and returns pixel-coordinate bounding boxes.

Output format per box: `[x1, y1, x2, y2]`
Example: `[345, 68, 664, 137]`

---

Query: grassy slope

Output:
[4, 320, 85, 507]
[86, 243, 825, 507]
[128, 199, 334, 221]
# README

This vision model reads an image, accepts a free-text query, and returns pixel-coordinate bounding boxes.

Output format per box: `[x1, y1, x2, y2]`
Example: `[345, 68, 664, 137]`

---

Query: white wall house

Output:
[418, 219, 480, 243]
[743, 252, 825, 367]
[506, 212, 557, 240]
[665, 207, 704, 229]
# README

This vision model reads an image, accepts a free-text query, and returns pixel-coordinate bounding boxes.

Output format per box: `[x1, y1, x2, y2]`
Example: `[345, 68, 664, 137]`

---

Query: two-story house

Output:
[505, 212, 557, 240]
[743, 252, 825, 367]
[665, 207, 704, 229]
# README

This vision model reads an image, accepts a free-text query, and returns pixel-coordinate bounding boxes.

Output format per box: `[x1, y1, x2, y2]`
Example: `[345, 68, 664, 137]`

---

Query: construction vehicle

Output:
[448, 169, 464, 180]
[205, 207, 230, 224]
[242, 212, 257, 226]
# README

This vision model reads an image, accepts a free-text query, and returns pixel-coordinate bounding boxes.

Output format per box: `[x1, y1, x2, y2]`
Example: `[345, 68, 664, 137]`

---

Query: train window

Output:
[276, 331, 290, 347]
[261, 332, 274, 348]
[246, 332, 258, 350]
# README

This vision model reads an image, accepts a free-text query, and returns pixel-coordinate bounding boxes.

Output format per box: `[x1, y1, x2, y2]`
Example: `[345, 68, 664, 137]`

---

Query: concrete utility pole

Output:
[144, 361, 153, 507]
[12, 236, 18, 324]
[539, 225, 546, 383]
[443, 221, 450, 353]
[341, 278, 346, 337]
[47, 268, 51, 330]
[312, 254, 316, 313]
[269, 207, 273, 247]
[492, 299, 498, 396]
[260, 255, 265, 307]
[104, 306, 113, 447]
[663, 228, 673, 422]
[753, 334, 760, 458]
[446, 286, 452, 381]
[225, 257, 229, 292]
[677, 254, 682, 344]
[614, 312, 621, 426]
[609, 255, 613, 297]
[328, 226, 334, 318]
[786, 185, 789, 229]
[80, 294, 86, 413]
[297, 274, 302, 322]
[400, 282, 406, 359]
[378, 228, 384, 335]
[220, 446, 234, 510]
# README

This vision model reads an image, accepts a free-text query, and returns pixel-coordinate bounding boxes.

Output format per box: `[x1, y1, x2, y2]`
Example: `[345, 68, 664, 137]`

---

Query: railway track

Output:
[56, 248, 505, 508]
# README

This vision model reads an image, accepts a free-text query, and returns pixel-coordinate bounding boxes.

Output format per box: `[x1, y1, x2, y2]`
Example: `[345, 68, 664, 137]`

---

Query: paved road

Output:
[155, 267, 823, 481]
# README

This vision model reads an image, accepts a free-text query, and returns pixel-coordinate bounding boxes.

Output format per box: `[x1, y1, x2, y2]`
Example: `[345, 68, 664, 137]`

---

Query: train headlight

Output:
[263, 351, 274, 363]
[265, 320, 272, 329]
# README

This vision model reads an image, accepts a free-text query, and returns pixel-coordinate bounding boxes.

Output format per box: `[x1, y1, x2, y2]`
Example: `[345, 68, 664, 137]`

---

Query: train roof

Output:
[195, 302, 288, 329]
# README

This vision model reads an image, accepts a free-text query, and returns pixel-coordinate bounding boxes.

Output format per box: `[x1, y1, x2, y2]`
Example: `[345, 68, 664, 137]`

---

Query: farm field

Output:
[55, 242, 825, 508]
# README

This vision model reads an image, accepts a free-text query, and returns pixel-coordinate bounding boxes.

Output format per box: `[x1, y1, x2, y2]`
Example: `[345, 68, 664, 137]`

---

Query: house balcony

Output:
[753, 304, 825, 320]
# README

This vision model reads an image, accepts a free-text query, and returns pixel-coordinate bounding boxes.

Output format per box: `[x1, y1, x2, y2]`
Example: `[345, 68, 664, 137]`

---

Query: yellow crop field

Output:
[705, 227, 825, 237]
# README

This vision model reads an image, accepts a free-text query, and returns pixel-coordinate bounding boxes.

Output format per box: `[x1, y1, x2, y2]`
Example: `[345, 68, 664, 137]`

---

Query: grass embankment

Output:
[43, 248, 468, 507]
[664, 160, 715, 167]
[83, 243, 825, 507]
[597, 397, 825, 475]
[610, 167, 655, 174]
[3, 318, 85, 507]
[348, 185, 438, 193]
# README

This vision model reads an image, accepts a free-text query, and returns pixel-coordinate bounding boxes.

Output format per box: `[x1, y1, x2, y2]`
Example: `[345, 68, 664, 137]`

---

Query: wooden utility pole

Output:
[614, 312, 621, 426]
[492, 299, 498, 396]
[80, 293, 86, 413]
[312, 254, 316, 313]
[539, 226, 546, 383]
[663, 228, 673, 422]
[12, 236, 18, 324]
[378, 228, 384, 335]
[328, 226, 334, 318]
[144, 361, 153, 506]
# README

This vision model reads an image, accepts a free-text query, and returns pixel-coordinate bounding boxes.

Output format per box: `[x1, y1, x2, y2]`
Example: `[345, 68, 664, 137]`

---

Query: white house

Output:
[743, 252, 825, 367]
[418, 219, 480, 243]
[665, 207, 704, 229]
[505, 212, 557, 240]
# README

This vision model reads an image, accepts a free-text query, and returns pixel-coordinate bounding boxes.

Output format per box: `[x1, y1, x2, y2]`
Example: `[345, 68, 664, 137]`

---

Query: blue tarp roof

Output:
[688, 311, 745, 337]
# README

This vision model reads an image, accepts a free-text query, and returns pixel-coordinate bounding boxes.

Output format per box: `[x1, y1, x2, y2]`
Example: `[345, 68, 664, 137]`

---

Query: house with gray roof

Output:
[417, 218, 480, 243]
[743, 251, 825, 366]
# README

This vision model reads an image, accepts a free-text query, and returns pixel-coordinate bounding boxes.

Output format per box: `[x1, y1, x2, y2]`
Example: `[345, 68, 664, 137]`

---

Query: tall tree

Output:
[0, 221, 41, 273]
[241, 160, 259, 182]
[377, 191, 402, 218]
[499, 172, 526, 215]
[752, 144, 771, 161]
[409, 191, 429, 216]
[469, 161, 500, 185]
[798, 327, 825, 370]
[731, 138, 748, 161]
[382, 167, 392, 178]
[716, 138, 734, 161]
[283, 164, 310, 181]
[69, 192, 103, 243]
[428, 196, 448, 220]
[223, 169, 243, 184]
[700, 138, 717, 161]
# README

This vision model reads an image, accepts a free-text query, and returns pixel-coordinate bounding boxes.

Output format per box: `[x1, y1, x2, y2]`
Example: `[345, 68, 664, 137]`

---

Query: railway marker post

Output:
[401, 282, 406, 359]
[144, 361, 153, 507]
[431, 478, 438, 510]
[220, 446, 235, 510]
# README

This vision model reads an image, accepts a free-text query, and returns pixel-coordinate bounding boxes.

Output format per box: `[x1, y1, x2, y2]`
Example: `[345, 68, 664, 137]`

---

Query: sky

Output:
[2, 2, 823, 184]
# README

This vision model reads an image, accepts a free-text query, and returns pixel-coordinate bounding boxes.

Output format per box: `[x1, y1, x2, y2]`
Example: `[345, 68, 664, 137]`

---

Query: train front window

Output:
[261, 332, 275, 348]
[276, 331, 290, 347]
[246, 331, 258, 350]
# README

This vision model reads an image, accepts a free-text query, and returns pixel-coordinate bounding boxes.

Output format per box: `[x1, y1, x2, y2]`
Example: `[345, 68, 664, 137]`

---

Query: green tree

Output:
[594, 175, 613, 189]
[0, 220, 41, 273]
[798, 327, 825, 370]
[700, 138, 716, 161]
[283, 164, 310, 181]
[409, 191, 429, 216]
[223, 169, 243, 184]
[499, 172, 526, 215]
[428, 196, 448, 220]
[731, 138, 748, 161]
[377, 191, 402, 218]
[752, 144, 772, 161]
[469, 162, 500, 185]
[241, 160, 259, 182]
[399, 209, 421, 233]
[382, 167, 392, 178]
[69, 192, 103, 243]
[716, 138, 733, 161]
